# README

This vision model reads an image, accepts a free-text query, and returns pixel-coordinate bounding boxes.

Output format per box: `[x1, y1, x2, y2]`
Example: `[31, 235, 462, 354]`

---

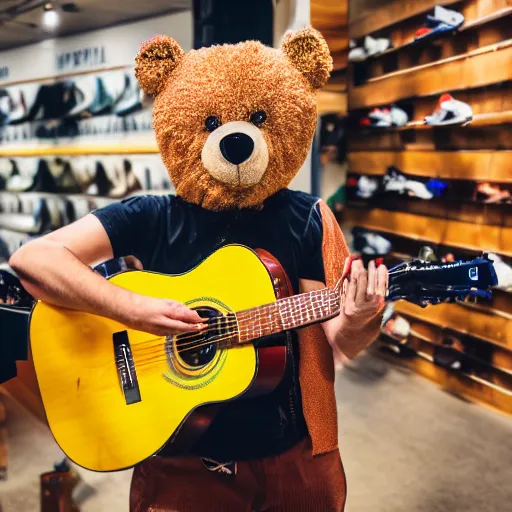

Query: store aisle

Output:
[337, 349, 512, 512]
[1, 349, 511, 512]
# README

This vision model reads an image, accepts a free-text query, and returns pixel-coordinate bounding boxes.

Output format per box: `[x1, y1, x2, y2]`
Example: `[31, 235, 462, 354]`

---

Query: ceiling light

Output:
[42, 4, 60, 30]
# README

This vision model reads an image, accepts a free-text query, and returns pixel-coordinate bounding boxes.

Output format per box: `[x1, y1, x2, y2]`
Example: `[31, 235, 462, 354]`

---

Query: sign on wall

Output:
[56, 46, 106, 71]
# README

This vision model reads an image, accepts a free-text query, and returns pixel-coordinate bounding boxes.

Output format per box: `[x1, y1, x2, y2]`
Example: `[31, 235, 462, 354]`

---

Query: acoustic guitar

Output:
[29, 245, 497, 471]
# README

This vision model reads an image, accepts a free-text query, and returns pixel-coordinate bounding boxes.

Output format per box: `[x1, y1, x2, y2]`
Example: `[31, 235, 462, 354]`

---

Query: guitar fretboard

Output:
[235, 287, 341, 344]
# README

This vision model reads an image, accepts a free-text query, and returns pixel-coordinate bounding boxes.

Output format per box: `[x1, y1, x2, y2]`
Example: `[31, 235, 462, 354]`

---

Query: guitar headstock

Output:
[386, 254, 498, 307]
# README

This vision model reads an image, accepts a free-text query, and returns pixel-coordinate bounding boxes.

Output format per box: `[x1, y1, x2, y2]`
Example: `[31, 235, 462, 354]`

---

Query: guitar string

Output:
[132, 298, 341, 366]
[132, 301, 340, 360]
[131, 292, 341, 356]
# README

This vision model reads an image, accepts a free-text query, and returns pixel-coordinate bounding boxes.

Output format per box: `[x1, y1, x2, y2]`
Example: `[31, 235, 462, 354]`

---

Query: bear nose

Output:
[219, 133, 254, 165]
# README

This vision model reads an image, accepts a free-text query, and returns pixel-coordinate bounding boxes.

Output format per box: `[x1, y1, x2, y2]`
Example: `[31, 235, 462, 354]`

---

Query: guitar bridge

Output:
[113, 331, 141, 405]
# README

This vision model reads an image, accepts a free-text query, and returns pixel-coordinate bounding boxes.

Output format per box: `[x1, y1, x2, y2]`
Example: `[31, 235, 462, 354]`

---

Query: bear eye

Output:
[205, 116, 221, 132]
[250, 110, 267, 127]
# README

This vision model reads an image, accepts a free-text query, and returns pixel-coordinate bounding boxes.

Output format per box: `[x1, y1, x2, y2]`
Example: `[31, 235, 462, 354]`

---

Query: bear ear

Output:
[135, 35, 184, 96]
[281, 27, 332, 90]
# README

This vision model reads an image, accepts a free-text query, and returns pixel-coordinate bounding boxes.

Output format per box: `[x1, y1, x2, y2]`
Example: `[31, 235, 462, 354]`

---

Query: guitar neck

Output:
[235, 285, 342, 344]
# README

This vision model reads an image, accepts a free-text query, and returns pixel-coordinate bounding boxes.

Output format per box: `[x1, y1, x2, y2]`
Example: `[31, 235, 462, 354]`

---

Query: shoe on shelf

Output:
[488, 253, 512, 291]
[348, 39, 367, 62]
[383, 166, 434, 199]
[426, 178, 448, 197]
[367, 105, 408, 127]
[415, 6, 464, 41]
[425, 94, 473, 126]
[356, 175, 380, 199]
[475, 182, 511, 203]
[427, 6, 465, 29]
[352, 227, 392, 255]
[364, 35, 392, 56]
[382, 315, 411, 341]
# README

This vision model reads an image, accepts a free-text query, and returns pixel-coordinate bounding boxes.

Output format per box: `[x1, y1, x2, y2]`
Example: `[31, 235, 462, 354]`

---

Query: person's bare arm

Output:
[9, 214, 204, 335]
[300, 259, 388, 359]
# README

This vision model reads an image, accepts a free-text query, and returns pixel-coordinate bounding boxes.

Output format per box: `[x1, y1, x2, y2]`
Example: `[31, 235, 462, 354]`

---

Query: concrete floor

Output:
[1, 348, 511, 511]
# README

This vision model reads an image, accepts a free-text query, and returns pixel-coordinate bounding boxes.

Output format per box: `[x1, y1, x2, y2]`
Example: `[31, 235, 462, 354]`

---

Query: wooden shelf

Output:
[405, 321, 512, 372]
[347, 197, 512, 228]
[0, 144, 159, 156]
[348, 0, 460, 39]
[318, 90, 347, 115]
[377, 342, 512, 415]
[394, 300, 512, 351]
[390, 313, 512, 369]
[349, 40, 512, 109]
[396, 110, 512, 130]
[0, 64, 132, 88]
[348, 150, 512, 182]
[343, 207, 512, 257]
[358, 6, 512, 64]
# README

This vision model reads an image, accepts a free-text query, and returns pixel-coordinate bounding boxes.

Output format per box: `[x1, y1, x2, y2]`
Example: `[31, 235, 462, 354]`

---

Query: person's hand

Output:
[122, 295, 207, 336]
[340, 259, 388, 324]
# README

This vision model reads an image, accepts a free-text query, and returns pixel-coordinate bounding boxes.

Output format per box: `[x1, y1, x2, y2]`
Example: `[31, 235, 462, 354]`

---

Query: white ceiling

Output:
[0, 0, 191, 50]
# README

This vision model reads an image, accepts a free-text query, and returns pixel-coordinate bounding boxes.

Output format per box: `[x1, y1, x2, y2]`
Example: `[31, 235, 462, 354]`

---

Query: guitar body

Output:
[29, 245, 288, 472]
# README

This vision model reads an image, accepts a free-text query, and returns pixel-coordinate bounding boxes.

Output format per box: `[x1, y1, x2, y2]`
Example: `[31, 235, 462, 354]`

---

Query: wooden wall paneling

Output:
[347, 195, 512, 227]
[362, 10, 512, 80]
[1, 359, 47, 426]
[404, 316, 512, 371]
[349, 0, 462, 39]
[317, 90, 348, 115]
[377, 343, 512, 414]
[349, 124, 512, 151]
[347, 150, 512, 182]
[395, 300, 512, 350]
[407, 332, 512, 389]
[344, 207, 512, 256]
[349, 41, 512, 109]
[311, 0, 348, 72]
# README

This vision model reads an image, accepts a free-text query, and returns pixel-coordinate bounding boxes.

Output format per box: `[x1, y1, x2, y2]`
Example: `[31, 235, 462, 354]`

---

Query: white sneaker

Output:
[425, 94, 473, 126]
[430, 6, 465, 27]
[357, 176, 379, 198]
[364, 35, 392, 56]
[348, 47, 367, 62]
[488, 253, 512, 291]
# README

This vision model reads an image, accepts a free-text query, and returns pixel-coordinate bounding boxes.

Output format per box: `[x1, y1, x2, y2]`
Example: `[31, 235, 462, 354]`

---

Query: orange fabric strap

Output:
[298, 199, 349, 455]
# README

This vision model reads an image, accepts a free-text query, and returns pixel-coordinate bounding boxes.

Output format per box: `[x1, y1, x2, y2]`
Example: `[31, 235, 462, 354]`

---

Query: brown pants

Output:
[130, 438, 346, 512]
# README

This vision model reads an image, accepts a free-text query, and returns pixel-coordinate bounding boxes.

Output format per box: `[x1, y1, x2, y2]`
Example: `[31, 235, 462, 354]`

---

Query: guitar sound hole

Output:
[175, 307, 223, 368]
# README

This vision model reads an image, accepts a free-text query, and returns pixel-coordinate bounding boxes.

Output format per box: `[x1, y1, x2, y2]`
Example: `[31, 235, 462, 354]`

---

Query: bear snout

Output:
[201, 121, 269, 188]
[219, 133, 254, 165]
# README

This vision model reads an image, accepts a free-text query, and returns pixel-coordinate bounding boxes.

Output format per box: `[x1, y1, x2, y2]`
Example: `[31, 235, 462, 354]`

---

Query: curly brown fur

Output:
[136, 28, 332, 211]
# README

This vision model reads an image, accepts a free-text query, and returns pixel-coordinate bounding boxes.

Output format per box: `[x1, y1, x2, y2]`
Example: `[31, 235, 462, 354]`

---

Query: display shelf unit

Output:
[312, 0, 349, 115]
[350, 40, 512, 109]
[346, 0, 512, 414]
[344, 207, 512, 256]
[0, 64, 132, 88]
[395, 300, 512, 350]
[347, 197, 512, 228]
[404, 318, 512, 371]
[348, 150, 512, 181]
[349, 0, 462, 39]
[377, 341, 512, 414]
[0, 145, 160, 156]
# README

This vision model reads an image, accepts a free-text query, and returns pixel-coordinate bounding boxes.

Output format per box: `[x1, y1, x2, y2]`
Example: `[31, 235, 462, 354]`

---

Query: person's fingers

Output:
[376, 265, 388, 297]
[345, 264, 358, 306]
[353, 261, 368, 304]
[162, 318, 206, 334]
[163, 300, 206, 324]
[367, 260, 375, 297]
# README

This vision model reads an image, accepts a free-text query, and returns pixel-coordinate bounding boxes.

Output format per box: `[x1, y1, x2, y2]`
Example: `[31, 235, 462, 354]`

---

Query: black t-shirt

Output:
[92, 188, 325, 460]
